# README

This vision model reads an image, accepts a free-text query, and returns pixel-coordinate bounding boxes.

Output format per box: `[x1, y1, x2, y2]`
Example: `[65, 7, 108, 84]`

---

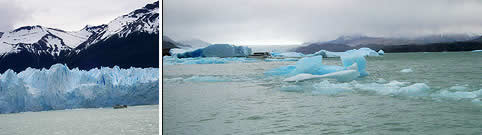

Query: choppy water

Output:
[163, 52, 481, 135]
[0, 105, 159, 135]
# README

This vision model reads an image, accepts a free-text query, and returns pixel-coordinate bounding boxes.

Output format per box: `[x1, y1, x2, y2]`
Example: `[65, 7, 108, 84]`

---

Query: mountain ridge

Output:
[0, 1, 159, 73]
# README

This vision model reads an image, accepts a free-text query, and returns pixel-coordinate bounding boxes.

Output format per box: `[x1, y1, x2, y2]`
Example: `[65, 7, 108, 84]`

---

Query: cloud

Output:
[3, 0, 157, 32]
[0, 1, 32, 32]
[163, 0, 482, 45]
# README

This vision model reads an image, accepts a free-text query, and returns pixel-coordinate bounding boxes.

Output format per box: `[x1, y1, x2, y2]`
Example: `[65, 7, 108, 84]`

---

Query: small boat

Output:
[113, 104, 127, 109]
[248, 52, 271, 59]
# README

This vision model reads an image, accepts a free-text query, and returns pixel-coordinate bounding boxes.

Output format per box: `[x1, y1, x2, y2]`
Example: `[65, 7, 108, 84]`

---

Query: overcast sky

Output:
[0, 0, 157, 32]
[164, 0, 482, 45]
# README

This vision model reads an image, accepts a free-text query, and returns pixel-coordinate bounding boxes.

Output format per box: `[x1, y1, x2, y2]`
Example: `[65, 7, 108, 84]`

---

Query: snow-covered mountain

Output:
[76, 2, 159, 50]
[162, 35, 191, 48]
[0, 1, 159, 73]
[0, 25, 95, 56]
[178, 39, 211, 48]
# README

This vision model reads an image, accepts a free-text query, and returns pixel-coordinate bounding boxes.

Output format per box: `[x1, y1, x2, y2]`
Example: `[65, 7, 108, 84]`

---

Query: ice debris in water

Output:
[281, 79, 481, 103]
[432, 90, 480, 100]
[400, 68, 413, 73]
[0, 64, 159, 114]
[353, 80, 429, 96]
[174, 44, 252, 58]
[449, 85, 468, 91]
[280, 79, 431, 96]
[183, 76, 231, 82]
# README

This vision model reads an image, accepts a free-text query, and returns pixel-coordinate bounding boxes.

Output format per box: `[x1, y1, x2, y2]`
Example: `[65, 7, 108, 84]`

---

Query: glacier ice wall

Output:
[0, 64, 158, 114]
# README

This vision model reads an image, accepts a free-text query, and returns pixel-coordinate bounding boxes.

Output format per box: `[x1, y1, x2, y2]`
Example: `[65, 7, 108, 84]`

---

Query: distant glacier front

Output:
[0, 64, 158, 114]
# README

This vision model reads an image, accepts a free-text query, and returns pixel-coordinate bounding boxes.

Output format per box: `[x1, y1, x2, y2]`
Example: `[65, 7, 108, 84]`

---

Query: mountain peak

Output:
[11, 25, 45, 33]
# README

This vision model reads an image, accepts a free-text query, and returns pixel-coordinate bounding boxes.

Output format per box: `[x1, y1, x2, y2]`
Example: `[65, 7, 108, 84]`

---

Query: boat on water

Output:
[113, 105, 127, 109]
[248, 52, 271, 59]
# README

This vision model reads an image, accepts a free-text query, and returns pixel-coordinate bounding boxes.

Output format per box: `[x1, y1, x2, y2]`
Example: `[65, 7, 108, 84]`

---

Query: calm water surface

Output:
[0, 105, 159, 135]
[163, 52, 481, 135]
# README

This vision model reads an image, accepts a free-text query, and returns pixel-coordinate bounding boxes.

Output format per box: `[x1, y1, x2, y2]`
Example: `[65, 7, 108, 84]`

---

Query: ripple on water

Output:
[243, 115, 264, 120]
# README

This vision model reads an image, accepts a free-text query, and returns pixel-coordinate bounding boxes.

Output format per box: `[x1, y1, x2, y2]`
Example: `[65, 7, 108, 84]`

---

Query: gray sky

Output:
[163, 0, 482, 45]
[0, 0, 157, 32]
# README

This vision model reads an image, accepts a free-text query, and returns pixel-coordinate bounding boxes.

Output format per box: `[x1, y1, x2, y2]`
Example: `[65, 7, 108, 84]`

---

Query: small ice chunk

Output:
[449, 85, 468, 91]
[283, 73, 320, 82]
[378, 50, 385, 55]
[376, 78, 388, 83]
[435, 90, 477, 99]
[283, 69, 359, 82]
[400, 68, 413, 73]
[397, 83, 430, 96]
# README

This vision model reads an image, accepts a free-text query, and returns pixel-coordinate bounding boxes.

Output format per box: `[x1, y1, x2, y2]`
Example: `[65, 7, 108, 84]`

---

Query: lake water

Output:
[163, 52, 481, 135]
[0, 105, 159, 135]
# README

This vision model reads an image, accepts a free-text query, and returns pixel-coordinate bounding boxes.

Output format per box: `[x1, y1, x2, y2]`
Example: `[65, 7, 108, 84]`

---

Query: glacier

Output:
[174, 44, 252, 58]
[0, 64, 158, 114]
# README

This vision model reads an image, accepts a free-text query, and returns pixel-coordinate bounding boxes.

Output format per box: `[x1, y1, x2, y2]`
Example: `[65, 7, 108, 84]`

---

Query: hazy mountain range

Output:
[293, 34, 482, 54]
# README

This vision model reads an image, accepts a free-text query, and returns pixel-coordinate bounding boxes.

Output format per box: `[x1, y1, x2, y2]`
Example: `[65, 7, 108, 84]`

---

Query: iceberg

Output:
[266, 51, 368, 82]
[175, 44, 252, 58]
[0, 64, 159, 114]
[265, 56, 345, 76]
[341, 53, 368, 76]
[378, 50, 385, 55]
[471, 50, 482, 52]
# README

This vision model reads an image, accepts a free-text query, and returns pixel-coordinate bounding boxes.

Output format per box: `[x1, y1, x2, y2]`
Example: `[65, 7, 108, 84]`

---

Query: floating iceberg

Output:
[175, 44, 252, 58]
[378, 50, 385, 55]
[266, 52, 368, 82]
[265, 56, 344, 76]
[0, 64, 159, 114]
[341, 53, 368, 76]
[471, 50, 482, 52]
